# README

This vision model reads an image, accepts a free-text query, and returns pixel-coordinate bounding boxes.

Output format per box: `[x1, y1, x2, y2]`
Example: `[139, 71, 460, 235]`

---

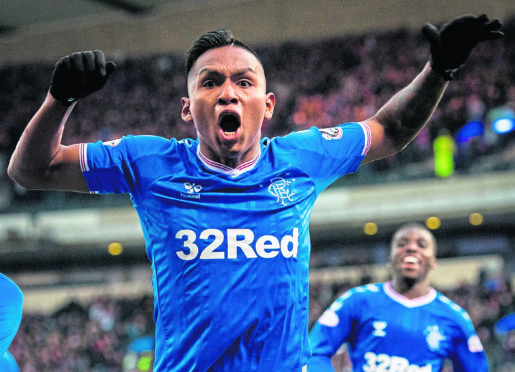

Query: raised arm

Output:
[362, 14, 503, 164]
[8, 50, 116, 192]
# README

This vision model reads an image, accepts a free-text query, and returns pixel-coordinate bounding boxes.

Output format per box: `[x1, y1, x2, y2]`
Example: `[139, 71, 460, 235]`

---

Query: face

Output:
[389, 226, 437, 283]
[181, 45, 275, 166]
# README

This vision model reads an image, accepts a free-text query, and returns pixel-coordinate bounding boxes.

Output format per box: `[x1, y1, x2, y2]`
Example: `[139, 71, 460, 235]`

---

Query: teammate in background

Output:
[8, 15, 502, 371]
[0, 273, 23, 372]
[308, 223, 488, 372]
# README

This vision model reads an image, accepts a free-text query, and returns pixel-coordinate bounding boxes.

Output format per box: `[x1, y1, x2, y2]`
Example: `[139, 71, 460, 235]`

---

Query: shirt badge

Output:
[372, 321, 387, 337]
[103, 138, 122, 147]
[320, 127, 343, 140]
[181, 182, 202, 199]
[268, 177, 295, 205]
[424, 325, 446, 351]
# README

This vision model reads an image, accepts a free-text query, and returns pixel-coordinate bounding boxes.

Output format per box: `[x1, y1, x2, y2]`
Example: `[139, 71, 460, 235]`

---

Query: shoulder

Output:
[433, 291, 475, 326]
[316, 284, 382, 327]
[344, 283, 383, 298]
[119, 135, 180, 148]
[434, 292, 466, 313]
[275, 122, 367, 140]
[0, 273, 23, 307]
[94, 135, 195, 156]
[270, 122, 369, 151]
[333, 283, 383, 307]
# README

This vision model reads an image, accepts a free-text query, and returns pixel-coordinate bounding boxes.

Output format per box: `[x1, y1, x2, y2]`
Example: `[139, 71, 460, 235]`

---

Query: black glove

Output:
[422, 14, 503, 80]
[49, 50, 117, 106]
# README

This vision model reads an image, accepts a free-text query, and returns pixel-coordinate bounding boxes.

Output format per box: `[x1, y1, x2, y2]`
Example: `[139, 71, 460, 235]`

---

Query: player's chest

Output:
[360, 308, 454, 355]
[146, 170, 316, 210]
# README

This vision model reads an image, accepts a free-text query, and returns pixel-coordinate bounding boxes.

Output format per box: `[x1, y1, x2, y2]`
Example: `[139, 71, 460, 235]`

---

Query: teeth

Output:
[403, 257, 418, 264]
[223, 131, 236, 135]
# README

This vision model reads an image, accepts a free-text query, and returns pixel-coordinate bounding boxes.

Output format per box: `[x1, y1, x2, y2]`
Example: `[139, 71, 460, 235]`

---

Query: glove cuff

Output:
[429, 57, 457, 81]
[62, 97, 79, 107]
[439, 68, 456, 81]
[49, 88, 79, 107]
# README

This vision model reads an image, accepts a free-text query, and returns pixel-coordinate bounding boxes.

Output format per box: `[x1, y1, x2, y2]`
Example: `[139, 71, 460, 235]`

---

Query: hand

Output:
[422, 14, 503, 80]
[49, 50, 117, 106]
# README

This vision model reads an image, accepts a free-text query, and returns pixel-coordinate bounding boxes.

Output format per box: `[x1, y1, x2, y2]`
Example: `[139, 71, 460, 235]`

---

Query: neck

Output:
[390, 277, 431, 299]
[197, 145, 261, 175]
[199, 143, 261, 170]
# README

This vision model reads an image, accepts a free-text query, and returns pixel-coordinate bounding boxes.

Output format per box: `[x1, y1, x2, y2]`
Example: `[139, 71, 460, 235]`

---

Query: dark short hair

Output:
[185, 29, 262, 74]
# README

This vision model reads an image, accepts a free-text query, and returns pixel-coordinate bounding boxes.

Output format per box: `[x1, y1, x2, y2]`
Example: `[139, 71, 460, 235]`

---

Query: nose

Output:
[405, 241, 418, 252]
[218, 81, 238, 105]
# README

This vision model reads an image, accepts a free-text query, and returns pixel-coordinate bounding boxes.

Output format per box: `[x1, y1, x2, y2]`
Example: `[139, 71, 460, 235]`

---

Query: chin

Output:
[401, 276, 419, 287]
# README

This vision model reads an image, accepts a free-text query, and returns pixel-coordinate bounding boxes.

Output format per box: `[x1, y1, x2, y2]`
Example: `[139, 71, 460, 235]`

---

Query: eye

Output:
[417, 239, 428, 249]
[396, 239, 407, 248]
[238, 80, 252, 87]
[202, 80, 216, 88]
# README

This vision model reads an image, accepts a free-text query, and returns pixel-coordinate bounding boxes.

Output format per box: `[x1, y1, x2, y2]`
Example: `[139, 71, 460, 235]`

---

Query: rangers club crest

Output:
[424, 325, 446, 351]
[268, 177, 295, 205]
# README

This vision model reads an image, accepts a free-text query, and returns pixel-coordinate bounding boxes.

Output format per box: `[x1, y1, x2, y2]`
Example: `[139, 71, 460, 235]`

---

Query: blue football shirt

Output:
[0, 273, 23, 354]
[0, 273, 23, 372]
[309, 282, 488, 372]
[0, 351, 19, 372]
[81, 123, 370, 371]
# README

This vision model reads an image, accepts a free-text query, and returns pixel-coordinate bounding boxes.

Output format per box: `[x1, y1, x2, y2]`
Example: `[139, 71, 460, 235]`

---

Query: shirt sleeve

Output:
[274, 122, 371, 195]
[309, 289, 360, 365]
[447, 323, 488, 372]
[80, 135, 177, 199]
[79, 139, 130, 195]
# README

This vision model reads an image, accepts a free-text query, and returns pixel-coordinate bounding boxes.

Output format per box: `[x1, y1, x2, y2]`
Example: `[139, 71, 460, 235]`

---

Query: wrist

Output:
[48, 91, 79, 108]
[433, 67, 456, 81]
[428, 59, 456, 81]
[46, 92, 78, 110]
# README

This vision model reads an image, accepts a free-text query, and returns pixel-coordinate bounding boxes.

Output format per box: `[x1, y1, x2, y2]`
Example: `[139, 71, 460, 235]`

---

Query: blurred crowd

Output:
[5, 267, 514, 371]
[1, 15, 515, 211]
[9, 294, 155, 372]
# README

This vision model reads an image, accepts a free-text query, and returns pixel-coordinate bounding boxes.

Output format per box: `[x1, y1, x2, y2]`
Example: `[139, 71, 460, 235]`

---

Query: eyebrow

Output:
[197, 67, 257, 78]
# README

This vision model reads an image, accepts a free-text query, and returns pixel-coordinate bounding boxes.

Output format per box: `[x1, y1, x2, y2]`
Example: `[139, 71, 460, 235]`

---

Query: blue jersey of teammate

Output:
[80, 123, 371, 371]
[309, 282, 487, 372]
[0, 273, 23, 372]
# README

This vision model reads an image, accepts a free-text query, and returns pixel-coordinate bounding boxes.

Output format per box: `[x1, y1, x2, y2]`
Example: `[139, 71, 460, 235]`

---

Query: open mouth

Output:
[219, 113, 241, 135]
[401, 256, 420, 271]
[403, 256, 419, 264]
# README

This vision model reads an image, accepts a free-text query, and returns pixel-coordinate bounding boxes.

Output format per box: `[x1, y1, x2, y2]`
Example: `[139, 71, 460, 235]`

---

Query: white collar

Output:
[197, 147, 261, 177]
[384, 281, 437, 308]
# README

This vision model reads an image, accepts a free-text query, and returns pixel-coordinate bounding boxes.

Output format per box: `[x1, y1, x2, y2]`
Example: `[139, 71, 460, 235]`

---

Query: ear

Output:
[264, 92, 275, 121]
[181, 97, 192, 122]
[428, 256, 437, 271]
